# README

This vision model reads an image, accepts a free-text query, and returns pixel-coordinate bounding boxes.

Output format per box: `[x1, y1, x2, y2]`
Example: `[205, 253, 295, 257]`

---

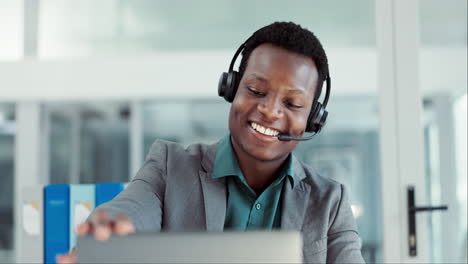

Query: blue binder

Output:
[95, 182, 124, 206]
[44, 184, 70, 264]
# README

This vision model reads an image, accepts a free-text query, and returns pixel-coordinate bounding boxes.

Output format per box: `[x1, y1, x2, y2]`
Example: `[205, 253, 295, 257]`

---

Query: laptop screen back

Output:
[77, 231, 303, 263]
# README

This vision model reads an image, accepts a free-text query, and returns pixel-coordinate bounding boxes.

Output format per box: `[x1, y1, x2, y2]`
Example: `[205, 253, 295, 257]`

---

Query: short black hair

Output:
[238, 21, 329, 101]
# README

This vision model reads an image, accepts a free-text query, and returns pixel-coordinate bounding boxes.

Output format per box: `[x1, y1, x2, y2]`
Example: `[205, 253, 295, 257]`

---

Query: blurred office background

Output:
[0, 0, 466, 263]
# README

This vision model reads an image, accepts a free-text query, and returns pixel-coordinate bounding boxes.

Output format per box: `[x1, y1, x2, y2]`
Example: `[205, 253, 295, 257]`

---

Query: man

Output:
[58, 21, 364, 263]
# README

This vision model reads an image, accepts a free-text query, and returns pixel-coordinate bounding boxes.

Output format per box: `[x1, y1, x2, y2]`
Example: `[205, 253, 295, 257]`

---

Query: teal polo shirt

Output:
[212, 134, 294, 230]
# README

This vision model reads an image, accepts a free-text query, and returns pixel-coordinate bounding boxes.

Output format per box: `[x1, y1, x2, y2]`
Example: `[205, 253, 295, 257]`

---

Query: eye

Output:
[247, 86, 265, 97]
[286, 101, 303, 109]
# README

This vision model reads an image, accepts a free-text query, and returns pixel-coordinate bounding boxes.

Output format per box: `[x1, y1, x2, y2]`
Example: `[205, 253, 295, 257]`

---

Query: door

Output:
[419, 1, 467, 263]
[377, 0, 467, 262]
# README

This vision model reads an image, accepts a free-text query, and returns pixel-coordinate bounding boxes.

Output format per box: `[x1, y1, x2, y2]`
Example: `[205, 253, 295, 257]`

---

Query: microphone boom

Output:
[277, 133, 316, 141]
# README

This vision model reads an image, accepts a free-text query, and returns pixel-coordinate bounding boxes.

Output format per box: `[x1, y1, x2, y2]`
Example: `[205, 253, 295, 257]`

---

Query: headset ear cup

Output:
[225, 71, 239, 102]
[218, 72, 229, 100]
[312, 104, 328, 133]
[306, 102, 328, 133]
[317, 110, 328, 132]
[306, 103, 320, 132]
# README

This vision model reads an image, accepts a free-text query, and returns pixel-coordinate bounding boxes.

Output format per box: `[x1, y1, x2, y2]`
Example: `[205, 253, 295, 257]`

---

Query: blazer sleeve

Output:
[326, 184, 365, 263]
[89, 140, 168, 232]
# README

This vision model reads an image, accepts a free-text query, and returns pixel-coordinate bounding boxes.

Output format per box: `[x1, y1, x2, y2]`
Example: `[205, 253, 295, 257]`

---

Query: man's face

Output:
[229, 43, 318, 162]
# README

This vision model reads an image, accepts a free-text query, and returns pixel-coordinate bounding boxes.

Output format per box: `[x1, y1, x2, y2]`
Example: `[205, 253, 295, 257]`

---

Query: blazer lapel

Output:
[199, 141, 226, 231]
[280, 156, 311, 230]
[199, 171, 226, 231]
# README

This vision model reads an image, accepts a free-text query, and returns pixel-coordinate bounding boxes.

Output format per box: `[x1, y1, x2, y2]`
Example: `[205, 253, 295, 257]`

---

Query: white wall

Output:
[0, 47, 465, 101]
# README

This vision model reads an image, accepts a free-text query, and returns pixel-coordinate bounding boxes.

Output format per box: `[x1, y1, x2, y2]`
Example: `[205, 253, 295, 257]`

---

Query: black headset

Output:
[218, 40, 331, 134]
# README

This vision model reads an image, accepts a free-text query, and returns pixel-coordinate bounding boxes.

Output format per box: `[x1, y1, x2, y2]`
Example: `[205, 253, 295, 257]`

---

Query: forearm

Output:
[89, 180, 163, 232]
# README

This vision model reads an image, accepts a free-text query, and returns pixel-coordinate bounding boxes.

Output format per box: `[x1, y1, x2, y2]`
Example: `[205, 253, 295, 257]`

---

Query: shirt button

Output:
[255, 203, 261, 210]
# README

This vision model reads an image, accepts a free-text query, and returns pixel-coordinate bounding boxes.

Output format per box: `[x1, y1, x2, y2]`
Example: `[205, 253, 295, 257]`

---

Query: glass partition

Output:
[0, 1, 22, 60]
[38, 0, 375, 58]
[0, 104, 15, 263]
[47, 103, 130, 184]
[142, 99, 229, 154]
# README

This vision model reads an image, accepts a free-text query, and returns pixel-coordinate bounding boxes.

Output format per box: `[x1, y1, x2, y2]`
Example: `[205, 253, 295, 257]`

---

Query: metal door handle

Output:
[407, 186, 448, 257]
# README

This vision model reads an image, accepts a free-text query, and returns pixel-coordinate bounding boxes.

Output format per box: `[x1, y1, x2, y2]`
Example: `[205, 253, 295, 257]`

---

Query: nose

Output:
[257, 96, 284, 121]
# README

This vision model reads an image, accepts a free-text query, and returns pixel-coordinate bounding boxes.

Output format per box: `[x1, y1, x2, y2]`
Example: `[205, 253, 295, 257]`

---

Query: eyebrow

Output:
[248, 73, 269, 83]
[286, 88, 306, 95]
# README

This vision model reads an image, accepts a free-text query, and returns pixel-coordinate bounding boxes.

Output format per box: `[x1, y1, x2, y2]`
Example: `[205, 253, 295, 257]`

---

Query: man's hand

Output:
[56, 209, 135, 264]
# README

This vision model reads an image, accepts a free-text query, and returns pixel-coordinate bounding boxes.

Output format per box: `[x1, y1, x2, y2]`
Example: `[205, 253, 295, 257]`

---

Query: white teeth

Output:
[250, 122, 279, 137]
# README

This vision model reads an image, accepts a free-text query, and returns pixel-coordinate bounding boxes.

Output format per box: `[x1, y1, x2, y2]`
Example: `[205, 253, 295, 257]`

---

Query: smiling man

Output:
[228, 43, 318, 192]
[58, 22, 364, 264]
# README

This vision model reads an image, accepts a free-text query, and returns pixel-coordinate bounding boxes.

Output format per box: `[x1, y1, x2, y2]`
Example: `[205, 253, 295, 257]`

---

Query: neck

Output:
[231, 142, 288, 195]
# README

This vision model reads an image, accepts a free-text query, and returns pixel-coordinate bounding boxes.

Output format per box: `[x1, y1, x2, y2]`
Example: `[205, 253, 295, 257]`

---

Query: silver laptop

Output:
[77, 231, 303, 263]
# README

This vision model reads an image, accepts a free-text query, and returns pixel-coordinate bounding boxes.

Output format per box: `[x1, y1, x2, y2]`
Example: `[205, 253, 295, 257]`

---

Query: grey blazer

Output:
[95, 139, 365, 263]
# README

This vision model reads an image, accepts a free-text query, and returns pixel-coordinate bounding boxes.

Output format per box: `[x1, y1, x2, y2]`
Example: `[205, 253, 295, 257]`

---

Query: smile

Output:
[250, 122, 280, 137]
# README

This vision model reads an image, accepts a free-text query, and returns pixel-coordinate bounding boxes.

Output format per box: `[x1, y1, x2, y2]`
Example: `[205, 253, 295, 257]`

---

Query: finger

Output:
[91, 209, 110, 225]
[94, 224, 112, 241]
[113, 214, 136, 236]
[56, 249, 77, 264]
[91, 209, 112, 241]
[76, 221, 91, 236]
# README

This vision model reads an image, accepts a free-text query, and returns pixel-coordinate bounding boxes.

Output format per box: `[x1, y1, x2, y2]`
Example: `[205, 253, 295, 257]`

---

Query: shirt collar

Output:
[212, 134, 295, 188]
[212, 134, 242, 179]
